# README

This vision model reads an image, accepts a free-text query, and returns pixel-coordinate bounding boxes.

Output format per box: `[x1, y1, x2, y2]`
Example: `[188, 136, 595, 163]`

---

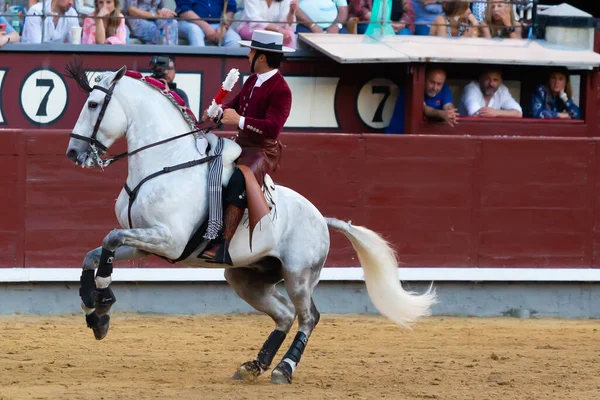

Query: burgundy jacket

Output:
[224, 71, 292, 143]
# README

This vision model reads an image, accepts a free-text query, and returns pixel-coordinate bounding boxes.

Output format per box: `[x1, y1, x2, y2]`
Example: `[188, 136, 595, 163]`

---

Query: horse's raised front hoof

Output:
[270, 362, 293, 384]
[85, 312, 110, 341]
[93, 287, 116, 317]
[232, 360, 263, 381]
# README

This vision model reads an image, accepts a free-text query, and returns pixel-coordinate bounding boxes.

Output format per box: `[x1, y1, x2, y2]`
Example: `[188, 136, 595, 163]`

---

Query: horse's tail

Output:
[325, 218, 436, 328]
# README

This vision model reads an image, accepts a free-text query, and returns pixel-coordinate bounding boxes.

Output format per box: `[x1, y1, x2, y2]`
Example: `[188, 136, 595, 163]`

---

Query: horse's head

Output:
[66, 63, 129, 168]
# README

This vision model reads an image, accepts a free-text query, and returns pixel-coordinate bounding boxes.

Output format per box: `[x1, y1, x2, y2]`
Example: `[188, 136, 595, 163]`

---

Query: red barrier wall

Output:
[1, 129, 599, 269]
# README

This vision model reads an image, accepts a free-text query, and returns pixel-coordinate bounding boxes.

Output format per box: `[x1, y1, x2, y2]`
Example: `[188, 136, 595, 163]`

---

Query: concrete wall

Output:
[1, 282, 599, 318]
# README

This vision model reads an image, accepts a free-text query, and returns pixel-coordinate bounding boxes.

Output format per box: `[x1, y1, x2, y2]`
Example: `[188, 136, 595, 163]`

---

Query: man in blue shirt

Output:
[386, 67, 457, 134]
[176, 0, 241, 47]
[423, 68, 458, 127]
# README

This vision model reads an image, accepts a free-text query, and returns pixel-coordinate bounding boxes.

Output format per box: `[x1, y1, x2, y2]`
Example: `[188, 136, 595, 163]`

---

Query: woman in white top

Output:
[234, 0, 297, 49]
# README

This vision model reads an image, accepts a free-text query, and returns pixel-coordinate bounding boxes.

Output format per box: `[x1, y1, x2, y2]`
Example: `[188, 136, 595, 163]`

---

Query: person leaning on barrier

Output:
[22, 0, 81, 43]
[0, 15, 21, 48]
[459, 68, 522, 118]
[423, 68, 459, 127]
[528, 67, 582, 120]
[479, 0, 521, 39]
[150, 55, 190, 107]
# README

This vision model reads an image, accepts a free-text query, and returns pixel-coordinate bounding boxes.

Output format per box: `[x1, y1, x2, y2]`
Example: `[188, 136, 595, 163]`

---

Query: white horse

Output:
[65, 64, 436, 384]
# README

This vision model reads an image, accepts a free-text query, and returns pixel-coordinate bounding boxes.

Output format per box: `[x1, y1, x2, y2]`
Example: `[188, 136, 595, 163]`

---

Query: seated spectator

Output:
[126, 0, 178, 45]
[348, 0, 371, 35]
[480, 0, 521, 39]
[470, 0, 485, 23]
[233, 0, 297, 49]
[528, 68, 581, 120]
[176, 0, 241, 47]
[82, 0, 127, 44]
[0, 15, 20, 47]
[459, 68, 522, 118]
[430, 0, 478, 38]
[412, 0, 443, 36]
[76, 0, 96, 15]
[363, 0, 413, 36]
[389, 0, 414, 35]
[423, 68, 458, 126]
[22, 0, 81, 43]
[295, 0, 349, 34]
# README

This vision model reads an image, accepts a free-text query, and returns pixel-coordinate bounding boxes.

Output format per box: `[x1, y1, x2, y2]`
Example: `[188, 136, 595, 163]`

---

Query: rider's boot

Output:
[201, 203, 245, 266]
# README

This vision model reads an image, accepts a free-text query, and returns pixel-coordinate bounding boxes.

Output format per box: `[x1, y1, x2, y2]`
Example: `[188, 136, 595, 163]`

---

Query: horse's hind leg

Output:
[224, 261, 296, 381]
[270, 264, 322, 384]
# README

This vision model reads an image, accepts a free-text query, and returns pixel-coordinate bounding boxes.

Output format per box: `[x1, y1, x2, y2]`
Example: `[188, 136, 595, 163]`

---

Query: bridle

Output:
[69, 76, 208, 169]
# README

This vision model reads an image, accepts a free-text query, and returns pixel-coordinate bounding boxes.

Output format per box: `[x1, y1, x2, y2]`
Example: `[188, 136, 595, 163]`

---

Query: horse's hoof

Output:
[93, 287, 116, 317]
[232, 360, 262, 381]
[270, 363, 292, 384]
[85, 312, 110, 341]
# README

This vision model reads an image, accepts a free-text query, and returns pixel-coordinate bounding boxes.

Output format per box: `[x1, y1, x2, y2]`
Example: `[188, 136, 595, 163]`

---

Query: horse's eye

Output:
[88, 101, 99, 110]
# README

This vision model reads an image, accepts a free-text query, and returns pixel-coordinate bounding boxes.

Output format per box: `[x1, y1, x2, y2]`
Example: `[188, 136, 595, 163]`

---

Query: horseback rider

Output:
[201, 30, 295, 265]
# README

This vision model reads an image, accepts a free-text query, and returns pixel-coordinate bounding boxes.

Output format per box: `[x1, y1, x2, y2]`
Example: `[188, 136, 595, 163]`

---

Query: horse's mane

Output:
[64, 57, 93, 94]
[63, 57, 199, 129]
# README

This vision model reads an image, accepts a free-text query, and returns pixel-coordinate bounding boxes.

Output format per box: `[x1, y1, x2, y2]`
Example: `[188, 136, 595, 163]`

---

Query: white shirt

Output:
[459, 81, 522, 117]
[299, 0, 347, 29]
[235, 0, 295, 31]
[238, 69, 279, 130]
[22, 1, 80, 44]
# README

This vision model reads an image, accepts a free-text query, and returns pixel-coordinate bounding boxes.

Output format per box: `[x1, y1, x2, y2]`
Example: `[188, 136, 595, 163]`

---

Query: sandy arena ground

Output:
[0, 314, 599, 400]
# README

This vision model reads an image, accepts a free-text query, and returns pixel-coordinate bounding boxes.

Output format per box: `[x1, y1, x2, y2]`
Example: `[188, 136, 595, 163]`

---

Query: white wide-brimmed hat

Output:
[239, 30, 295, 53]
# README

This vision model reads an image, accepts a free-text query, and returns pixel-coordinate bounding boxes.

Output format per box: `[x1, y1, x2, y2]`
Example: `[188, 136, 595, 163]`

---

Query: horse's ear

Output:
[112, 65, 127, 84]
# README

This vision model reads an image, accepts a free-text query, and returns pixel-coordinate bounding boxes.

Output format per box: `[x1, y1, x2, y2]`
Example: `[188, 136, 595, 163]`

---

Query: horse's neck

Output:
[120, 82, 201, 183]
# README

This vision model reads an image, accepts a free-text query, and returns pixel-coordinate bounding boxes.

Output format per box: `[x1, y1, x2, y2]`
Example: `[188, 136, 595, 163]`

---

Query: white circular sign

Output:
[356, 78, 399, 129]
[20, 69, 68, 125]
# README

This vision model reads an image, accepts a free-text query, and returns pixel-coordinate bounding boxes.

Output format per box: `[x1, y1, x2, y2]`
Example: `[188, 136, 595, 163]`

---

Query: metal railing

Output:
[1, 0, 596, 47]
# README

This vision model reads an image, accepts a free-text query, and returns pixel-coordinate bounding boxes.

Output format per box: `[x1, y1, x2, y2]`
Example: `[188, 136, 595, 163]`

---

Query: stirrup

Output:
[200, 240, 233, 266]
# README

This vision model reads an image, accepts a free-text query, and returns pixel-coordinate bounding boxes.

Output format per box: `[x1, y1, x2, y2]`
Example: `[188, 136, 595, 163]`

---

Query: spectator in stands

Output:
[480, 0, 521, 39]
[361, 0, 413, 36]
[76, 0, 96, 15]
[528, 67, 581, 120]
[423, 68, 458, 126]
[176, 0, 240, 47]
[412, 0, 443, 36]
[470, 0, 485, 23]
[82, 0, 127, 44]
[389, 0, 414, 35]
[233, 0, 297, 49]
[22, 0, 81, 43]
[348, 0, 371, 34]
[126, 0, 178, 45]
[430, 0, 478, 37]
[295, 0, 349, 34]
[0, 15, 21, 47]
[459, 68, 522, 117]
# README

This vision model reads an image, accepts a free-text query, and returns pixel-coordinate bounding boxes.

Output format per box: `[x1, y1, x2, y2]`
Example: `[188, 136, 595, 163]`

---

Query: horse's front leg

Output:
[80, 226, 174, 340]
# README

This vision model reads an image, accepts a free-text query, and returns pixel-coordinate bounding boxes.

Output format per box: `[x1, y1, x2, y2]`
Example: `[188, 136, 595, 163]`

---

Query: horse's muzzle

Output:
[67, 148, 79, 163]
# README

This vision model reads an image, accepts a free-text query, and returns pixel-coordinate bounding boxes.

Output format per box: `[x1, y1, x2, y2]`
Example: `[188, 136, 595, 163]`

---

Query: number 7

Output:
[371, 85, 391, 123]
[36, 79, 55, 117]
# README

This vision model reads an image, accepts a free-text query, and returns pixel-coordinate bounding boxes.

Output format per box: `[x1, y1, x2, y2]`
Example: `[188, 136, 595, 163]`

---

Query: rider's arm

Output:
[241, 85, 292, 139]
[223, 90, 241, 113]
